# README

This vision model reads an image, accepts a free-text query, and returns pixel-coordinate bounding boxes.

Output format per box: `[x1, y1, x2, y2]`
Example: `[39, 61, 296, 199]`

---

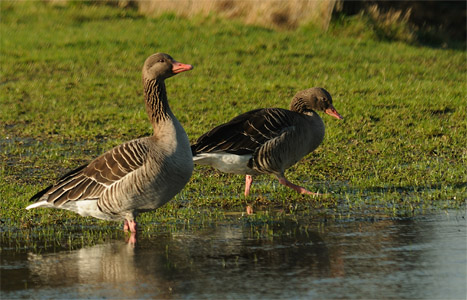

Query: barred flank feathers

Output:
[27, 53, 194, 226]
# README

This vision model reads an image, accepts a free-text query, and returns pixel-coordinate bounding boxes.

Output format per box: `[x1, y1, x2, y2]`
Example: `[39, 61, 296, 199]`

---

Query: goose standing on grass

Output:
[27, 53, 194, 238]
[191, 87, 343, 200]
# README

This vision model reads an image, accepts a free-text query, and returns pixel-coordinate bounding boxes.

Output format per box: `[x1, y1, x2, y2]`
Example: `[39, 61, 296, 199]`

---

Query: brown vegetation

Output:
[136, 0, 337, 30]
[44, 0, 465, 46]
[336, 0, 466, 44]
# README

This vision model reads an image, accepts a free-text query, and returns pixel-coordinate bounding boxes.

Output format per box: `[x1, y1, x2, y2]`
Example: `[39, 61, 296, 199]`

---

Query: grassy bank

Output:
[1, 2, 466, 247]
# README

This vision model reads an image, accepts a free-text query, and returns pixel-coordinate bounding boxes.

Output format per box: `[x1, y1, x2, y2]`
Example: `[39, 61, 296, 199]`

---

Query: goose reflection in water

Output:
[6, 213, 464, 299]
[23, 223, 335, 298]
[27, 234, 174, 299]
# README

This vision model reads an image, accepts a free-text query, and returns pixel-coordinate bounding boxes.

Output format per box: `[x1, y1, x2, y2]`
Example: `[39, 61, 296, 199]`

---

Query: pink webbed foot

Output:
[123, 220, 138, 244]
[278, 178, 321, 196]
[123, 220, 138, 233]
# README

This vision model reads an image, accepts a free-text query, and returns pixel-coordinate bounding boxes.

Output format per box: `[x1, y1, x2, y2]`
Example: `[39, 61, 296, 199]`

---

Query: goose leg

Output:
[244, 175, 253, 197]
[244, 175, 254, 214]
[278, 177, 320, 196]
[123, 219, 138, 233]
[124, 219, 138, 244]
[128, 220, 138, 233]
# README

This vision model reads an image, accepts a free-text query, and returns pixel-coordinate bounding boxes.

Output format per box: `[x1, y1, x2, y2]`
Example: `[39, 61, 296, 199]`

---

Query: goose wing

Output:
[192, 108, 295, 155]
[29, 140, 149, 207]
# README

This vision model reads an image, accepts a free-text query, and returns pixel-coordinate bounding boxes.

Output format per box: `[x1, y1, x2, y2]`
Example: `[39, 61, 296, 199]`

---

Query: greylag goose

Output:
[191, 87, 343, 198]
[27, 53, 194, 236]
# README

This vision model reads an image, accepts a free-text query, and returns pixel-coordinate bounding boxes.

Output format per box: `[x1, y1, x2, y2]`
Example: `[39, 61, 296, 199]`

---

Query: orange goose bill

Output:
[172, 61, 193, 74]
[27, 53, 194, 244]
[325, 105, 343, 120]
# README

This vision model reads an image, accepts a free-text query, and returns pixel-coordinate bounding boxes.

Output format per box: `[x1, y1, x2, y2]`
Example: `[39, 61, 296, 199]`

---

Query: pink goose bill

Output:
[172, 61, 193, 74]
[325, 105, 344, 119]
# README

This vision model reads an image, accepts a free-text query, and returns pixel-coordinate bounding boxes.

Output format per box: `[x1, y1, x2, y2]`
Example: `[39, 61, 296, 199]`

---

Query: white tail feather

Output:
[193, 153, 252, 174]
[26, 201, 53, 210]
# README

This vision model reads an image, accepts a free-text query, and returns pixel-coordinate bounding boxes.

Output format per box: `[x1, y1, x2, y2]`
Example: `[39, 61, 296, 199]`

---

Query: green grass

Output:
[1, 2, 466, 248]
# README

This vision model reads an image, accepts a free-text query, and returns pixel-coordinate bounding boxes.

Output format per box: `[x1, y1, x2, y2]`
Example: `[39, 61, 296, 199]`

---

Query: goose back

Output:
[29, 125, 193, 221]
[27, 53, 194, 225]
[191, 107, 325, 176]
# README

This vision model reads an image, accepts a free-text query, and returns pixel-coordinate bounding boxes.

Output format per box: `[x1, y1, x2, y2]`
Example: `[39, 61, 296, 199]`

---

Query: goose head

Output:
[290, 87, 343, 119]
[142, 53, 193, 81]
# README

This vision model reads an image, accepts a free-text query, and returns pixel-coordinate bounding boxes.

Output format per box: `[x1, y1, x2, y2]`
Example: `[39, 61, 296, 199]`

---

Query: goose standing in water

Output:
[27, 53, 194, 239]
[191, 87, 343, 200]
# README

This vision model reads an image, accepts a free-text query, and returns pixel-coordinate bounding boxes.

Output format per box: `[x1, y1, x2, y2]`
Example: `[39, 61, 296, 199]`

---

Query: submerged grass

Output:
[1, 2, 466, 248]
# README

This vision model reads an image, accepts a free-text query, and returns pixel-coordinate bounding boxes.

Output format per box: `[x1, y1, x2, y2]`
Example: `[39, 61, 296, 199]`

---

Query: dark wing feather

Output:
[192, 108, 294, 155]
[30, 140, 148, 207]
[29, 164, 88, 203]
[29, 184, 53, 203]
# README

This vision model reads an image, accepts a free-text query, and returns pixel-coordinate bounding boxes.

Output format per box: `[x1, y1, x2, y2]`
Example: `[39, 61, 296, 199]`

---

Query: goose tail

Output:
[26, 200, 52, 210]
[26, 185, 52, 210]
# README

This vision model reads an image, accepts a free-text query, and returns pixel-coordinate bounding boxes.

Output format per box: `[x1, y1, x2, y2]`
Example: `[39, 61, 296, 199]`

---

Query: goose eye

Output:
[158, 59, 165, 63]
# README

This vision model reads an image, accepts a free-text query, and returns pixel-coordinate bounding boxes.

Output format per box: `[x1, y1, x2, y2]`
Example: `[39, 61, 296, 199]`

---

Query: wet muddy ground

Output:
[1, 210, 465, 299]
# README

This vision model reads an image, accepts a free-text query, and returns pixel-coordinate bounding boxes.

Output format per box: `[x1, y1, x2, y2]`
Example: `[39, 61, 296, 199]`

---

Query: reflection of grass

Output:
[1, 2, 466, 248]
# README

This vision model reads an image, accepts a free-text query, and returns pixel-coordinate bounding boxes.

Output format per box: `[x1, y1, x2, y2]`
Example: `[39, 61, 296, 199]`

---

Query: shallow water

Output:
[1, 210, 466, 299]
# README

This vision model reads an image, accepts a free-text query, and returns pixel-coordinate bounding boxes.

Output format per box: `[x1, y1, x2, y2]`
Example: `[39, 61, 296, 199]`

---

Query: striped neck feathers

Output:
[144, 79, 171, 125]
[290, 97, 316, 116]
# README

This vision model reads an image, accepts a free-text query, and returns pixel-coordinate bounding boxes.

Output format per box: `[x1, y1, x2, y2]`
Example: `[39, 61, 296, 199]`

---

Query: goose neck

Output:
[144, 79, 171, 126]
[290, 99, 319, 116]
